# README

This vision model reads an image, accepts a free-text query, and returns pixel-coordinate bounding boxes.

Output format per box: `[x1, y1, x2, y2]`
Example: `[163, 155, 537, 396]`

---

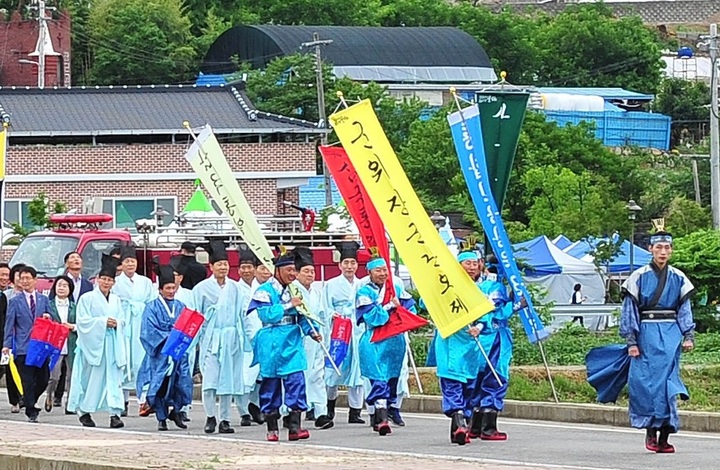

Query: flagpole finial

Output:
[182, 120, 190, 128]
[449, 87, 457, 95]
[500, 71, 507, 80]
[2, 122, 7, 129]
[336, 91, 344, 98]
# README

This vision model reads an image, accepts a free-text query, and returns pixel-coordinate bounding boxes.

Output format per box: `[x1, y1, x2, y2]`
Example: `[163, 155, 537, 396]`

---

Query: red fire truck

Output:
[9, 213, 370, 294]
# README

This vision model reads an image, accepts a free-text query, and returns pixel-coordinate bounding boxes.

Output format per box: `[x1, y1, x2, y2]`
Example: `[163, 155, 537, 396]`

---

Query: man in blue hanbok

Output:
[247, 246, 321, 442]
[113, 243, 157, 416]
[587, 231, 695, 454]
[356, 250, 416, 436]
[323, 241, 366, 424]
[292, 247, 333, 429]
[433, 244, 483, 445]
[140, 263, 192, 431]
[235, 248, 263, 427]
[471, 257, 513, 441]
[193, 240, 253, 435]
[68, 255, 126, 429]
[169, 255, 197, 423]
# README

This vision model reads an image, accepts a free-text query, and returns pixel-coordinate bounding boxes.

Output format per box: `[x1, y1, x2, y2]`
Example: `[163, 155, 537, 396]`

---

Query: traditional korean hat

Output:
[334, 241, 360, 261]
[239, 247, 261, 267]
[293, 246, 314, 270]
[457, 236, 479, 263]
[99, 253, 119, 279]
[119, 241, 137, 261]
[204, 240, 229, 264]
[366, 247, 387, 271]
[154, 263, 176, 288]
[274, 245, 295, 268]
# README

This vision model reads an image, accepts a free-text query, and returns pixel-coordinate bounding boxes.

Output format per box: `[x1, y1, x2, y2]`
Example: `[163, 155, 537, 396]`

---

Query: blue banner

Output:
[448, 105, 549, 343]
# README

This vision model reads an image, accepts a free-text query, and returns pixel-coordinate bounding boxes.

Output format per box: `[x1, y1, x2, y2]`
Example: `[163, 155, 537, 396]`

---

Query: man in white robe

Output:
[68, 254, 126, 429]
[113, 243, 157, 416]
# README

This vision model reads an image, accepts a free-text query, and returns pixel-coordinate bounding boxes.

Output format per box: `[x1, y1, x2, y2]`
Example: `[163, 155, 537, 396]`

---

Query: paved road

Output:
[1, 394, 717, 470]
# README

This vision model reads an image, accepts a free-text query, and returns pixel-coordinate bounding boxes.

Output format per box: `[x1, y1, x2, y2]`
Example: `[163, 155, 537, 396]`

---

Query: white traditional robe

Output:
[238, 279, 261, 388]
[193, 277, 253, 395]
[294, 280, 328, 410]
[68, 288, 127, 414]
[113, 272, 157, 390]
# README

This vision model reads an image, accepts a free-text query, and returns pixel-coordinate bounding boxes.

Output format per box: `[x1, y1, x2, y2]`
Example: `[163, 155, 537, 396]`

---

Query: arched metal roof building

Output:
[201, 25, 497, 83]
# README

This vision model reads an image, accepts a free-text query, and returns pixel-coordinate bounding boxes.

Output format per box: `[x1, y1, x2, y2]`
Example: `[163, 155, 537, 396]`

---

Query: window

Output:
[80, 239, 121, 279]
[9, 235, 78, 277]
[3, 200, 41, 229]
[100, 197, 176, 230]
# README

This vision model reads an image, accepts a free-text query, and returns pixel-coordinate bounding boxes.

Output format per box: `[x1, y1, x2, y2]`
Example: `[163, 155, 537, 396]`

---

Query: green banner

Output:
[475, 91, 530, 211]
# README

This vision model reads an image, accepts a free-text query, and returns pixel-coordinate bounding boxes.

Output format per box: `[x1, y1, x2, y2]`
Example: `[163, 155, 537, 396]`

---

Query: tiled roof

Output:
[0, 83, 323, 137]
[498, 1, 720, 25]
[299, 176, 342, 211]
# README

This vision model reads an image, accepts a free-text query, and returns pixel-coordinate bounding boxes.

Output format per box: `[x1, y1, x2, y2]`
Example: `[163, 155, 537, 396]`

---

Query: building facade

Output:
[0, 84, 323, 231]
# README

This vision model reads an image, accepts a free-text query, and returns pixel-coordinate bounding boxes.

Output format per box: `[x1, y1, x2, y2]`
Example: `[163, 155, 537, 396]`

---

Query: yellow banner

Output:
[329, 100, 494, 338]
[9, 353, 23, 395]
[184, 125, 275, 270]
[0, 127, 7, 180]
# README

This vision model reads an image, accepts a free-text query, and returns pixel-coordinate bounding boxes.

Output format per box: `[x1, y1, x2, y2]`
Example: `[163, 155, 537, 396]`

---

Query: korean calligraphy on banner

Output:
[329, 100, 494, 338]
[319, 145, 396, 303]
[184, 124, 275, 270]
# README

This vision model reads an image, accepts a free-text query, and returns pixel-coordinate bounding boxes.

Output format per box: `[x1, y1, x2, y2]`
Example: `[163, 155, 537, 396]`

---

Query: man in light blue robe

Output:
[193, 240, 253, 435]
[356, 253, 416, 436]
[323, 241, 366, 424]
[140, 264, 192, 431]
[68, 255, 126, 429]
[235, 248, 263, 427]
[247, 247, 322, 442]
[113, 243, 157, 416]
[433, 245, 483, 445]
[587, 231, 695, 454]
[471, 257, 514, 441]
[292, 247, 333, 429]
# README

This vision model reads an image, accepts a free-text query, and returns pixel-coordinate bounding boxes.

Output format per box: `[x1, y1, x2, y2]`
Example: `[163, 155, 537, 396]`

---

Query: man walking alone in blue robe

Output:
[140, 264, 193, 431]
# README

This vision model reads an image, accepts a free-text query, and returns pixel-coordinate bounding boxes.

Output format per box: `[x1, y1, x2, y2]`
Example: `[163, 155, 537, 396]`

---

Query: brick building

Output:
[0, 10, 71, 87]
[0, 83, 323, 230]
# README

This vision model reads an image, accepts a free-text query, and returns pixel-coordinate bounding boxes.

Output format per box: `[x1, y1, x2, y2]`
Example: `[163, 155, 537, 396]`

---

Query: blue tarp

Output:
[562, 237, 652, 273]
[551, 234, 574, 250]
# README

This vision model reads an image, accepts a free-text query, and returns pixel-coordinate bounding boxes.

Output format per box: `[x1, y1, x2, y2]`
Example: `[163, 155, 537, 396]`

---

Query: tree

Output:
[10, 192, 68, 239]
[530, 4, 664, 92]
[653, 78, 711, 146]
[248, 0, 382, 26]
[521, 165, 629, 240]
[88, 0, 197, 85]
[664, 196, 712, 238]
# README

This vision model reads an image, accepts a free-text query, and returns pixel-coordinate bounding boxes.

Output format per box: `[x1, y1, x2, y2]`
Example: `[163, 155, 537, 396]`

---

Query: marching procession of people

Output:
[0, 230, 697, 452]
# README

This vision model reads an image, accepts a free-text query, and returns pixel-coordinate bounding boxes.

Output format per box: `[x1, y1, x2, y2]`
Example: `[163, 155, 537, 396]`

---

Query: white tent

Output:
[513, 236, 606, 305]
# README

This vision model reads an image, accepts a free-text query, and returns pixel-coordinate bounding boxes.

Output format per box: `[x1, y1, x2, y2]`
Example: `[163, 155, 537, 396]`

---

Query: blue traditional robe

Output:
[322, 275, 364, 388]
[67, 288, 127, 415]
[294, 280, 327, 409]
[113, 272, 157, 391]
[247, 277, 316, 378]
[356, 279, 416, 382]
[475, 278, 514, 410]
[193, 277, 253, 395]
[139, 297, 193, 421]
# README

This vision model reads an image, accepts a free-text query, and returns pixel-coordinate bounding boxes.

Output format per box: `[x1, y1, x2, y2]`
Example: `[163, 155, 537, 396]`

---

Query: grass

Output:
[409, 365, 720, 412]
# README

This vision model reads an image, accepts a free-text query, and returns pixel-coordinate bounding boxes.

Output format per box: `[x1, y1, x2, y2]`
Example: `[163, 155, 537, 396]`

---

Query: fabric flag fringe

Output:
[161, 307, 205, 362]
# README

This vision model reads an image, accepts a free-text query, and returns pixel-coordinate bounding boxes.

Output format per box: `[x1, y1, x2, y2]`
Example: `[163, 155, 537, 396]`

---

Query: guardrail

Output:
[546, 304, 621, 332]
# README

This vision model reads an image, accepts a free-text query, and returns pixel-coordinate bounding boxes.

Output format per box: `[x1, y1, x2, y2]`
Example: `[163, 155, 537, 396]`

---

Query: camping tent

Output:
[563, 238, 651, 273]
[552, 234, 574, 250]
[513, 235, 605, 304]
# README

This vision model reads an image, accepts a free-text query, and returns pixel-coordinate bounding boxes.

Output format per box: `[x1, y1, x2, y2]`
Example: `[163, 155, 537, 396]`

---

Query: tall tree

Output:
[88, 0, 196, 85]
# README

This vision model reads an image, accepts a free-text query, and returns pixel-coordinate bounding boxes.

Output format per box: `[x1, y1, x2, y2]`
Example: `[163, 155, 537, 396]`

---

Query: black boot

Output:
[158, 420, 168, 431]
[288, 410, 310, 441]
[657, 426, 675, 453]
[314, 414, 334, 429]
[327, 399, 337, 420]
[480, 409, 507, 441]
[121, 401, 128, 417]
[218, 420, 235, 434]
[388, 407, 405, 426]
[265, 412, 280, 441]
[282, 415, 290, 429]
[374, 408, 391, 436]
[348, 407, 366, 424]
[110, 415, 124, 429]
[450, 411, 468, 445]
[469, 408, 482, 438]
[179, 411, 190, 422]
[79, 413, 96, 428]
[241, 414, 252, 426]
[305, 409, 316, 421]
[204, 416, 217, 434]
[248, 402, 265, 424]
[169, 409, 187, 430]
[645, 427, 659, 452]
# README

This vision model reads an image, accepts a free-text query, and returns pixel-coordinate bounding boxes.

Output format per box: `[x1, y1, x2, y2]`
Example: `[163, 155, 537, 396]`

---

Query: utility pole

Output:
[301, 33, 334, 207]
[29, 0, 49, 88]
[703, 24, 720, 228]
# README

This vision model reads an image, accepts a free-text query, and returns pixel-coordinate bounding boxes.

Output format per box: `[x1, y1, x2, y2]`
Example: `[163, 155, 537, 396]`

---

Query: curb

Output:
[0, 453, 141, 470]
[335, 393, 720, 433]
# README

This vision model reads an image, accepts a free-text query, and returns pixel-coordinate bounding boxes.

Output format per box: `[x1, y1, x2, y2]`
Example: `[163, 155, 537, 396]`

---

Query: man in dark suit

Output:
[179, 242, 207, 289]
[2, 266, 52, 422]
[0, 263, 10, 410]
[50, 252, 93, 302]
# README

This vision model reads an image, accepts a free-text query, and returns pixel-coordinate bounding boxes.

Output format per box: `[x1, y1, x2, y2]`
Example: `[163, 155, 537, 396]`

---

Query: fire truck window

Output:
[10, 236, 78, 278]
[80, 240, 122, 279]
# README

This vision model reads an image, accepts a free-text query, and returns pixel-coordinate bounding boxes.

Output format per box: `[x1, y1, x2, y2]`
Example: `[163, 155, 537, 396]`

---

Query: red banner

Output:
[319, 145, 395, 302]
